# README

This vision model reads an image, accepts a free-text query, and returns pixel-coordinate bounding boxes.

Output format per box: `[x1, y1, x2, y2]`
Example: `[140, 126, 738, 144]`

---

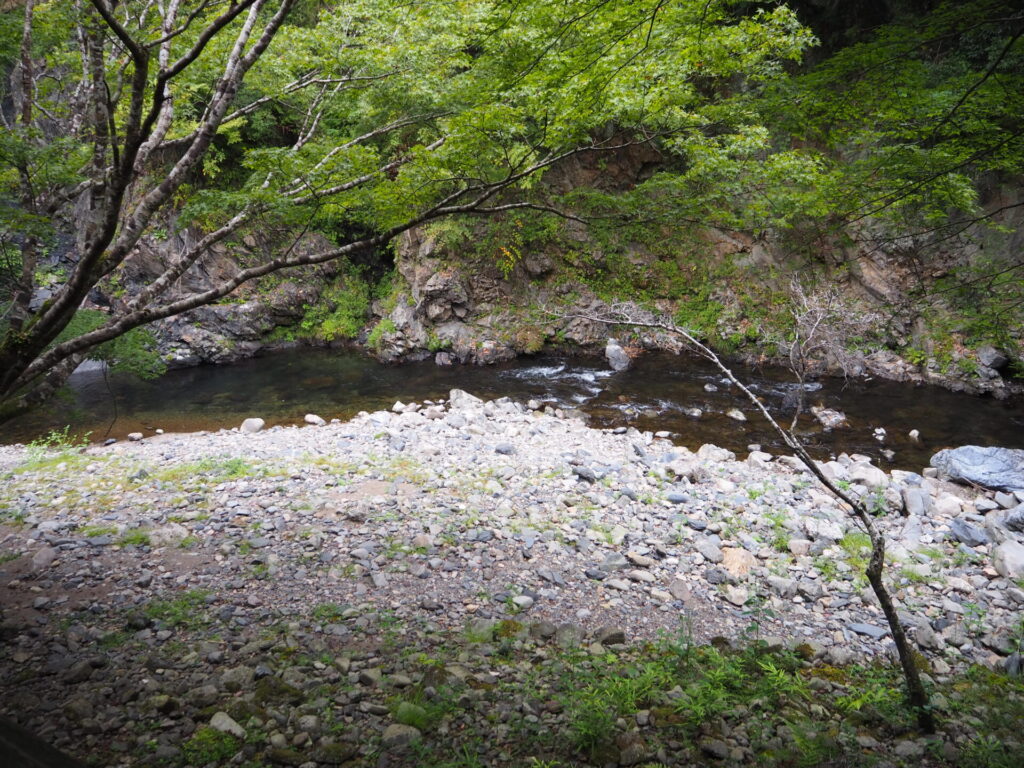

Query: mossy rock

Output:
[227, 699, 266, 723]
[265, 747, 306, 766]
[181, 727, 240, 765]
[793, 643, 817, 661]
[313, 743, 359, 764]
[255, 676, 305, 706]
[810, 665, 849, 683]
[420, 665, 455, 690]
[649, 706, 685, 726]
[495, 619, 526, 639]
[394, 701, 429, 729]
[589, 742, 621, 765]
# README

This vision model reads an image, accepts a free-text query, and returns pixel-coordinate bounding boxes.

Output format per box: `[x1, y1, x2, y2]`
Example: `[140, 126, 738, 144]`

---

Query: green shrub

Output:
[299, 278, 370, 341]
[181, 726, 240, 764]
[367, 318, 396, 351]
[143, 589, 210, 629]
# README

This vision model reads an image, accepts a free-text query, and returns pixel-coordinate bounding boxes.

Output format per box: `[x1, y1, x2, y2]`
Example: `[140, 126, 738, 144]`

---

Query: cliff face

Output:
[93, 226, 343, 368]
[359, 146, 1022, 397]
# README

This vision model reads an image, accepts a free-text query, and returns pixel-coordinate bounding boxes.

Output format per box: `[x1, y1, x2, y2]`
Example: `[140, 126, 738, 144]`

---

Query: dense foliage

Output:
[0, 0, 1022, 416]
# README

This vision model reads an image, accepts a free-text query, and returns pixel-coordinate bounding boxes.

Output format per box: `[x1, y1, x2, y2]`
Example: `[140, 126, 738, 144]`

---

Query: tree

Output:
[568, 303, 936, 732]
[0, 0, 814, 422]
[753, 0, 1024, 360]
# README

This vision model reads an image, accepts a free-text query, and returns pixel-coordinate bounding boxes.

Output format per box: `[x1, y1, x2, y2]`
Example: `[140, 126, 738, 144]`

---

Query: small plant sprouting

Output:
[26, 426, 90, 459]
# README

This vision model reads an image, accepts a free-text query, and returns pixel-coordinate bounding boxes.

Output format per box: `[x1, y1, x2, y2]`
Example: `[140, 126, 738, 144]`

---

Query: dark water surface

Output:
[2, 348, 1022, 471]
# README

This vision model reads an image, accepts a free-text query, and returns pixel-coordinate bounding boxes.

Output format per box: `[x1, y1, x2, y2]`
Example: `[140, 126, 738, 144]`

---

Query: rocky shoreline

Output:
[1, 392, 1023, 767]
[152, 298, 1024, 401]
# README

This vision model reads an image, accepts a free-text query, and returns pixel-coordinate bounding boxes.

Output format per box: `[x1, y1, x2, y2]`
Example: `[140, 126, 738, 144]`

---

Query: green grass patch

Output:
[118, 529, 151, 548]
[311, 602, 346, 623]
[143, 589, 211, 629]
[181, 726, 239, 764]
[153, 456, 259, 485]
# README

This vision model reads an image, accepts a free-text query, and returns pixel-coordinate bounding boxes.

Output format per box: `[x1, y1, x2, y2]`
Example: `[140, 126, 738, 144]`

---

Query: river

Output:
[2, 348, 1021, 471]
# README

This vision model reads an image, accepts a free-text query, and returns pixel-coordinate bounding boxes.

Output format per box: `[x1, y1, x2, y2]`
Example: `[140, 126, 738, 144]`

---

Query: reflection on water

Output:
[2, 348, 1022, 472]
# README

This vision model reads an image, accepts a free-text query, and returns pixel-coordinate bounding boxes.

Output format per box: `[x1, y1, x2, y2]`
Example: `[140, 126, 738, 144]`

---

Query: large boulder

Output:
[605, 338, 631, 371]
[992, 540, 1024, 580]
[930, 446, 1024, 492]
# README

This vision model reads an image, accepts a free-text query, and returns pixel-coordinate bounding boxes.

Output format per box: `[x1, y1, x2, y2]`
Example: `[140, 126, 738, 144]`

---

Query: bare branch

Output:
[458, 202, 586, 223]
[551, 303, 936, 733]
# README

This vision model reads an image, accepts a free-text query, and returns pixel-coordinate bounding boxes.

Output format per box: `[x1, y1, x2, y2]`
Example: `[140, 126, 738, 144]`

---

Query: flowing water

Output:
[2, 348, 1022, 471]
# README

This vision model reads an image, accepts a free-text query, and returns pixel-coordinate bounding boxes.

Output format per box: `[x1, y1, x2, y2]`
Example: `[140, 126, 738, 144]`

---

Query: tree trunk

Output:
[866, 538, 936, 732]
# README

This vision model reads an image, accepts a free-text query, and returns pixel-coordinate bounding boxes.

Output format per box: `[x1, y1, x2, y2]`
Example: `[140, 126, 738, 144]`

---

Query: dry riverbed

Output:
[1, 391, 1022, 767]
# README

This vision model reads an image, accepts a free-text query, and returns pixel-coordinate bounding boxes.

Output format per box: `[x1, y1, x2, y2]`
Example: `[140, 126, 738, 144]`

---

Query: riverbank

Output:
[4, 350, 1023, 472]
[1, 393, 1022, 767]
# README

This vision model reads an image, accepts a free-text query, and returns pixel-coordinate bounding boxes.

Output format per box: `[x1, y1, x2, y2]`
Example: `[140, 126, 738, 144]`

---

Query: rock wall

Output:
[97, 227, 342, 368]
[364, 159, 1022, 398]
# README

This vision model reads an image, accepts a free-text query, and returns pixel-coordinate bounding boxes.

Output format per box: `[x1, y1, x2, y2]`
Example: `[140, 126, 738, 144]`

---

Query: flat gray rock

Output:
[848, 622, 889, 640]
[930, 446, 1024, 492]
[949, 518, 988, 547]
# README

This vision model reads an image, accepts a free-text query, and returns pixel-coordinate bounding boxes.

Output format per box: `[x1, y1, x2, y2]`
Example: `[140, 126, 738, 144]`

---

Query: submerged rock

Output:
[810, 405, 848, 430]
[930, 446, 1024, 492]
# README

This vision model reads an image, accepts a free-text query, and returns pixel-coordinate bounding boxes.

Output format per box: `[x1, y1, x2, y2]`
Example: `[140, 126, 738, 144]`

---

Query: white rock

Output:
[726, 408, 747, 422]
[931, 492, 962, 517]
[210, 711, 246, 739]
[811, 406, 848, 430]
[448, 389, 483, 409]
[723, 586, 749, 606]
[849, 462, 888, 489]
[721, 547, 756, 577]
[697, 444, 735, 462]
[992, 540, 1024, 579]
[127, 432, 144, 442]
[149, 524, 188, 547]
[240, 418, 265, 434]
[31, 547, 58, 571]
[605, 338, 631, 371]
[304, 413, 326, 426]
[788, 539, 812, 556]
